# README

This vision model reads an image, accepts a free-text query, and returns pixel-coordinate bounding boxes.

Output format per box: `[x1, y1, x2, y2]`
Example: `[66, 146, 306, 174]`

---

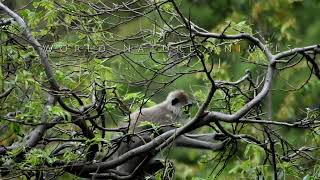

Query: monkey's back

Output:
[129, 103, 180, 131]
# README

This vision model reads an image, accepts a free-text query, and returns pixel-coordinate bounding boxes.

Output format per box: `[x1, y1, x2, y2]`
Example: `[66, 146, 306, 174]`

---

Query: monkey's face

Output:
[166, 90, 193, 117]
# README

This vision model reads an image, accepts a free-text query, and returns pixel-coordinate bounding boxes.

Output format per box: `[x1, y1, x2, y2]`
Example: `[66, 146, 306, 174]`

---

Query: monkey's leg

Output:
[175, 135, 228, 150]
[184, 133, 227, 141]
[116, 134, 153, 177]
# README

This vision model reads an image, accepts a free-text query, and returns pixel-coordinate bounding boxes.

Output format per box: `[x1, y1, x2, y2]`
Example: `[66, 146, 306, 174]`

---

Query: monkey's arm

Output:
[175, 135, 228, 150]
[184, 133, 227, 141]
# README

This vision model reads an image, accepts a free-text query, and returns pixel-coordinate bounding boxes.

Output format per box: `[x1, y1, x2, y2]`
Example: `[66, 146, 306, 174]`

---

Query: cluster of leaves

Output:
[0, 0, 319, 179]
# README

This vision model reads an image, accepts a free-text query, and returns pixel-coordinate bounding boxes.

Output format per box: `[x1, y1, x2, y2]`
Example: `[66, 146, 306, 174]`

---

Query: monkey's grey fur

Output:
[116, 90, 228, 179]
[129, 90, 191, 132]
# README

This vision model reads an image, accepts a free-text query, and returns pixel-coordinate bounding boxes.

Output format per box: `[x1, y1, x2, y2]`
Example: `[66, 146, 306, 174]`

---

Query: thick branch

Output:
[274, 45, 320, 60]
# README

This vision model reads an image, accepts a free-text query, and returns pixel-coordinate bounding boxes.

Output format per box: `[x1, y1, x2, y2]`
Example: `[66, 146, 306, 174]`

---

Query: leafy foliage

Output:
[0, 0, 319, 179]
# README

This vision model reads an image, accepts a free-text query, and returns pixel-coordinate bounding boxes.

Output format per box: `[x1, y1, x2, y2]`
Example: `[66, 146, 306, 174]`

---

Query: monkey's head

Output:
[165, 90, 192, 117]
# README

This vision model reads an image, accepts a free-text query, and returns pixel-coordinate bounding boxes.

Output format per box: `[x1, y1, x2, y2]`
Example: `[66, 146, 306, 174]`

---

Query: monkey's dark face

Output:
[167, 90, 189, 105]
[171, 97, 180, 106]
[166, 90, 192, 117]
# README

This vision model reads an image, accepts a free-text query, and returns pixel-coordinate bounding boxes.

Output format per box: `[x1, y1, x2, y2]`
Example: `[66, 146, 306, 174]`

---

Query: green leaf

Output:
[63, 151, 80, 163]
[25, 149, 56, 166]
[124, 92, 143, 101]
[9, 123, 21, 134]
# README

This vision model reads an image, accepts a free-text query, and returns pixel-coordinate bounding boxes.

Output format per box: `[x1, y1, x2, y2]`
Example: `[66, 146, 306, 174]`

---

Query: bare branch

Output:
[0, 87, 14, 99]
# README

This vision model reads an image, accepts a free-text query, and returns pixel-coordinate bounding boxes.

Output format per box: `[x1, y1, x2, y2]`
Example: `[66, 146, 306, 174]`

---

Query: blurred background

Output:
[1, 0, 320, 179]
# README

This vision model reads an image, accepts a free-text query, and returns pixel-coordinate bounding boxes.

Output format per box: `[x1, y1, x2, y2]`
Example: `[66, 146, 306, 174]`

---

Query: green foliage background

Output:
[0, 0, 319, 179]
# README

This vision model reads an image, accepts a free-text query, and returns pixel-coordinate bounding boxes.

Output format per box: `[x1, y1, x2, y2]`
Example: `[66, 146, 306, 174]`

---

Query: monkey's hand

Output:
[211, 138, 230, 151]
[212, 133, 228, 141]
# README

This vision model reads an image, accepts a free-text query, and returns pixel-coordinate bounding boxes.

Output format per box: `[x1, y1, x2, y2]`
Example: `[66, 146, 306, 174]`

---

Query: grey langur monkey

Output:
[116, 90, 228, 179]
[129, 90, 192, 132]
